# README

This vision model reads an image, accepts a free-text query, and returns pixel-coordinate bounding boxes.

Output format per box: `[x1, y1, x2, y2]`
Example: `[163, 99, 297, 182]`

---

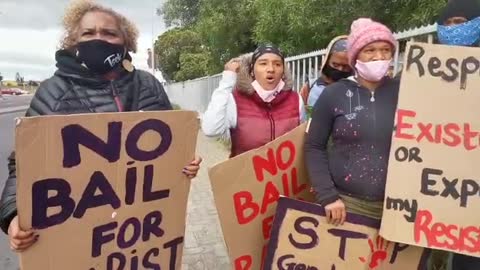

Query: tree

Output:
[160, 0, 201, 27]
[154, 28, 204, 81]
[253, 0, 328, 55]
[15, 72, 24, 85]
[28, 80, 39, 87]
[174, 52, 213, 81]
[376, 0, 446, 30]
[159, 0, 448, 81]
[195, 0, 257, 71]
[253, 0, 447, 55]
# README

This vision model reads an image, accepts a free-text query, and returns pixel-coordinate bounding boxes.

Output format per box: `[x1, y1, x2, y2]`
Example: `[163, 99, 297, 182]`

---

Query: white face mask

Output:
[355, 59, 391, 82]
[251, 80, 285, 102]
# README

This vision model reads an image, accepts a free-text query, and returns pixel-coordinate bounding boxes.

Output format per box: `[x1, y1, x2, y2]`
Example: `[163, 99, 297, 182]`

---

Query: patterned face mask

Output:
[437, 16, 480, 46]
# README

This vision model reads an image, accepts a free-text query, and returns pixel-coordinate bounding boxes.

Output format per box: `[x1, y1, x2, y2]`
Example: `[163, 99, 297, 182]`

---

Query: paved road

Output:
[0, 95, 32, 113]
[0, 95, 231, 270]
[0, 95, 31, 270]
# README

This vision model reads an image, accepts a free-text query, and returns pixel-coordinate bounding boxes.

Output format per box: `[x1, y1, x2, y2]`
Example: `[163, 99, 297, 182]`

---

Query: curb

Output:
[0, 106, 29, 114]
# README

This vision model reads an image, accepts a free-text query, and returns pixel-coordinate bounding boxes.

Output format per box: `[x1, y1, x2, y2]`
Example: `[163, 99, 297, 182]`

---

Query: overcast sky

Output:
[0, 0, 167, 81]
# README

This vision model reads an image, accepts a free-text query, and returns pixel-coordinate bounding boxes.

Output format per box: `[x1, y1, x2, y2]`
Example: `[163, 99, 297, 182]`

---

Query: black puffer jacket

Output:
[0, 50, 172, 233]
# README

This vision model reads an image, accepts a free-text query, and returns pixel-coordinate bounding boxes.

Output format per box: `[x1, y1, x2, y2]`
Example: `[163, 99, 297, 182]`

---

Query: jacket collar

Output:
[54, 49, 134, 87]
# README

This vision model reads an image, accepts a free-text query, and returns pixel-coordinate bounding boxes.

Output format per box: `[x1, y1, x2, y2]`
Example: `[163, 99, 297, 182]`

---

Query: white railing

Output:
[165, 74, 222, 112]
[166, 23, 438, 113]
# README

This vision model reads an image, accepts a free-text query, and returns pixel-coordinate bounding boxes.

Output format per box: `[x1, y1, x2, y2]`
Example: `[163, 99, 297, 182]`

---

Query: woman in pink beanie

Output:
[305, 18, 399, 226]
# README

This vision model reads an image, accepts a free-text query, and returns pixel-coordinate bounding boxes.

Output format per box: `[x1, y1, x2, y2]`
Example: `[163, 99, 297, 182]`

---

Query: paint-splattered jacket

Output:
[305, 77, 400, 206]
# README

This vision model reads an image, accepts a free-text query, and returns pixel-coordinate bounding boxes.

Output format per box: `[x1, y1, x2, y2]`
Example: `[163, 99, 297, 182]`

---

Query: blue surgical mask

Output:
[437, 16, 480, 46]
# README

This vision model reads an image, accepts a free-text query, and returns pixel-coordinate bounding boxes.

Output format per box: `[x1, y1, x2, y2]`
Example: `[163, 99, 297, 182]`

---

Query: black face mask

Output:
[323, 64, 352, 81]
[76, 39, 126, 74]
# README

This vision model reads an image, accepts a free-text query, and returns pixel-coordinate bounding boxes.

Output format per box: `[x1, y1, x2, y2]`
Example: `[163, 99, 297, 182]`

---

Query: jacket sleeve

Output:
[201, 71, 237, 137]
[307, 84, 326, 108]
[304, 87, 339, 206]
[150, 76, 173, 111]
[1, 78, 62, 232]
[135, 70, 173, 111]
[298, 94, 307, 123]
[25, 77, 68, 116]
[0, 152, 17, 234]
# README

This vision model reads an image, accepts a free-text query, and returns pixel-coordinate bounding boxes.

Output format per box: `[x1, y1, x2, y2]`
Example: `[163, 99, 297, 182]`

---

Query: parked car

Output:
[1, 88, 28, 95]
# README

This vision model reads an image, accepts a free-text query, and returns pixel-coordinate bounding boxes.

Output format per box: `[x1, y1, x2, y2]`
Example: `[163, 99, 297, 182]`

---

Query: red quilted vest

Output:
[230, 89, 300, 157]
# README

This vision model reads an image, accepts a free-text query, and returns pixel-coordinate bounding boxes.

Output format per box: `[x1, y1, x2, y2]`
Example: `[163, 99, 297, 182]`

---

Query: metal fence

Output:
[166, 23, 438, 113]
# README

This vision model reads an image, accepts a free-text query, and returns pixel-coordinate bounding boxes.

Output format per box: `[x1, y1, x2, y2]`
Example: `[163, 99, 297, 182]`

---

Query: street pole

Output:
[151, 1, 156, 75]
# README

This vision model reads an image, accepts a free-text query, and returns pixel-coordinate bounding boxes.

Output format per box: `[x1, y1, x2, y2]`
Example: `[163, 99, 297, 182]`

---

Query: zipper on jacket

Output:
[357, 85, 378, 154]
[370, 91, 375, 102]
[111, 81, 124, 112]
[372, 90, 378, 156]
[267, 104, 275, 141]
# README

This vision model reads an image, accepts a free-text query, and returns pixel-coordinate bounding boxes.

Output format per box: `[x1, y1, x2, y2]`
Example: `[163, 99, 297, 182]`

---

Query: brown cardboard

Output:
[15, 111, 198, 270]
[208, 124, 314, 270]
[265, 197, 428, 270]
[380, 42, 480, 257]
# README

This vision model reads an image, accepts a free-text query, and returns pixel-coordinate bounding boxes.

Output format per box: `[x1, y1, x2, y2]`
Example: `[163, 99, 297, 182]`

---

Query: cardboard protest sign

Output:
[15, 111, 198, 270]
[265, 197, 428, 270]
[209, 124, 314, 270]
[380, 42, 480, 257]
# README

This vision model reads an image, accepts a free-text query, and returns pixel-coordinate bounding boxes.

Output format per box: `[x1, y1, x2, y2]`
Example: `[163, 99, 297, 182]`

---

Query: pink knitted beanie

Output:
[347, 18, 396, 67]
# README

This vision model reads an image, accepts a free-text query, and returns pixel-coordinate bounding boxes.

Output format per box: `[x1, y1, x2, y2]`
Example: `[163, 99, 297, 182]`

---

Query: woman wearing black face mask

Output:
[0, 1, 202, 253]
[34, 1, 162, 114]
[307, 36, 353, 108]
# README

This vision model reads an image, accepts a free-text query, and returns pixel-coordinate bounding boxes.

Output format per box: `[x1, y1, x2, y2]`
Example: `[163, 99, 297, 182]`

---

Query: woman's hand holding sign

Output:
[324, 199, 346, 226]
[8, 215, 38, 252]
[183, 156, 203, 179]
[7, 155, 203, 253]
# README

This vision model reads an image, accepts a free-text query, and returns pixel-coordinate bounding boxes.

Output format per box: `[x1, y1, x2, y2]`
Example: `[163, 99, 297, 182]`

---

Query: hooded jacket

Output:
[438, 0, 480, 25]
[0, 49, 172, 234]
[201, 53, 307, 156]
[319, 35, 349, 74]
[307, 35, 349, 107]
[305, 77, 400, 206]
